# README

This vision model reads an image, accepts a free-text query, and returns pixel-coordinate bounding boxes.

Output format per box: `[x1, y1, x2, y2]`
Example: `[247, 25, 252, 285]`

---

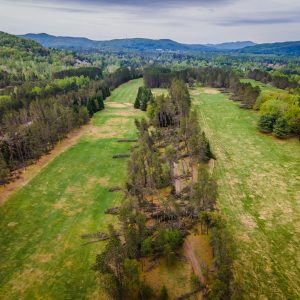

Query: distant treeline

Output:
[0, 67, 139, 184]
[144, 66, 261, 108]
[53, 66, 103, 80]
[144, 66, 300, 139]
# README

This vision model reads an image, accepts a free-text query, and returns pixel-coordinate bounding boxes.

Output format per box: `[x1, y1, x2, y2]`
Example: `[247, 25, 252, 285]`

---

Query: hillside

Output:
[240, 41, 300, 55]
[20, 33, 258, 53]
[20, 33, 214, 52]
[0, 31, 49, 55]
[20, 33, 300, 55]
[205, 41, 256, 50]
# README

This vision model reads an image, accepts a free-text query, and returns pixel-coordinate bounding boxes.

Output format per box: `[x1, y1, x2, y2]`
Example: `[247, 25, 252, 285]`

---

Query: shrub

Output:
[159, 285, 169, 300]
[273, 117, 291, 138]
[257, 114, 277, 133]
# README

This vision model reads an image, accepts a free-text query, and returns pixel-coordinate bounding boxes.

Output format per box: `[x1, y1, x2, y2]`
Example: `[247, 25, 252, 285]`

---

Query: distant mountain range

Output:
[19, 33, 300, 55]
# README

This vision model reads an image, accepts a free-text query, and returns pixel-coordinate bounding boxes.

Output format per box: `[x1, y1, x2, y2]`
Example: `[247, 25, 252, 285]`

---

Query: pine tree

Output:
[257, 114, 277, 133]
[0, 155, 10, 185]
[273, 117, 291, 138]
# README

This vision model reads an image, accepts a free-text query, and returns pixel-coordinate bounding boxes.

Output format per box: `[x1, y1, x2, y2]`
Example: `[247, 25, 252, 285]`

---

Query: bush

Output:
[257, 114, 277, 133]
[159, 285, 169, 300]
[273, 117, 291, 138]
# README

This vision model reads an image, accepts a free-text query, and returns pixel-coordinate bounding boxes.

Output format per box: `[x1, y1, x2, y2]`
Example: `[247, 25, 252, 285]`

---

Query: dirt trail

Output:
[183, 239, 205, 300]
[0, 123, 91, 206]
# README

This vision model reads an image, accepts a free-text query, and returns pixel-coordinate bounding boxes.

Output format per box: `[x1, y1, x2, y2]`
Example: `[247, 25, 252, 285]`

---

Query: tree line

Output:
[93, 79, 238, 299]
[248, 69, 299, 90]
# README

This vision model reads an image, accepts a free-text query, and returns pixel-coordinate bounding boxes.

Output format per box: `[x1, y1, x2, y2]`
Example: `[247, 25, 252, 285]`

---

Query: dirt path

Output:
[183, 240, 205, 300]
[0, 123, 91, 206]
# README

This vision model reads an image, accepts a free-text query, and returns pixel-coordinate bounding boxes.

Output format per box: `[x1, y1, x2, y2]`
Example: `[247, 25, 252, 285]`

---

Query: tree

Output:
[159, 285, 169, 300]
[191, 166, 217, 212]
[0, 155, 10, 185]
[257, 114, 277, 133]
[273, 117, 291, 138]
[93, 225, 125, 300]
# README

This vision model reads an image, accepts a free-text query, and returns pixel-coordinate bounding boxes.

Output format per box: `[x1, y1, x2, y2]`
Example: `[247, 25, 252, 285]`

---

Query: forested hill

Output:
[19, 33, 300, 55]
[0, 31, 49, 55]
[205, 41, 256, 50]
[20, 33, 257, 53]
[19, 34, 215, 52]
[239, 41, 300, 55]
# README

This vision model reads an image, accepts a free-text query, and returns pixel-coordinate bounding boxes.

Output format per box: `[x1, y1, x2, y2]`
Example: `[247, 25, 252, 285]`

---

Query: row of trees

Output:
[144, 66, 262, 109]
[248, 69, 299, 90]
[94, 79, 237, 299]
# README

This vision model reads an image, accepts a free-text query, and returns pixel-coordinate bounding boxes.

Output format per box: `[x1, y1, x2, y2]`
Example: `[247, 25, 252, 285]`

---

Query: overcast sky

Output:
[0, 0, 299, 43]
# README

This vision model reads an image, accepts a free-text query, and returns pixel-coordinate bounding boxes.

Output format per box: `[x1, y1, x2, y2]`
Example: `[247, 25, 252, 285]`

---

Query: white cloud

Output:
[0, 0, 299, 43]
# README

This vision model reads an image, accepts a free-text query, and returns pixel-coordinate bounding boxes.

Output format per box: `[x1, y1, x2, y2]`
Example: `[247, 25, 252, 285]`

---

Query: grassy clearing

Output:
[0, 79, 143, 300]
[192, 87, 300, 299]
[241, 79, 287, 95]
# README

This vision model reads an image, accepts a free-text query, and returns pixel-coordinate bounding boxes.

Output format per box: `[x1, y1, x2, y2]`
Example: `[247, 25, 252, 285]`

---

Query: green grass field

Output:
[241, 78, 287, 95]
[191, 88, 300, 299]
[0, 79, 143, 300]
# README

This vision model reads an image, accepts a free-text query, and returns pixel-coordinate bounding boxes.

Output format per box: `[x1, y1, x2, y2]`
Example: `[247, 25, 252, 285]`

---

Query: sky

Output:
[0, 0, 299, 44]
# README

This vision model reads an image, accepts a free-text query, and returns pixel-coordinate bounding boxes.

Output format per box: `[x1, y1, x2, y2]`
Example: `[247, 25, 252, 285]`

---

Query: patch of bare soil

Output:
[0, 123, 91, 206]
[105, 102, 127, 108]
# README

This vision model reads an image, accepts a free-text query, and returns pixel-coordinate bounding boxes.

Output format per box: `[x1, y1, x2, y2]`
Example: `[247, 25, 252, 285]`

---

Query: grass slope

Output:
[192, 87, 300, 299]
[0, 79, 143, 300]
[240, 79, 287, 95]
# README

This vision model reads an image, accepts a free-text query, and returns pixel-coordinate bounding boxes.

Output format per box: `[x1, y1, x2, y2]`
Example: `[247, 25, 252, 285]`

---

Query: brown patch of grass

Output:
[7, 222, 18, 227]
[98, 177, 109, 187]
[142, 255, 193, 299]
[105, 102, 127, 108]
[30, 253, 54, 264]
[86, 118, 129, 139]
[202, 88, 220, 95]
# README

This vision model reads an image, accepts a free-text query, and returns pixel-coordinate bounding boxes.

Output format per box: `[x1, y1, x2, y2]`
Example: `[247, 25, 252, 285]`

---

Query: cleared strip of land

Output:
[192, 87, 300, 299]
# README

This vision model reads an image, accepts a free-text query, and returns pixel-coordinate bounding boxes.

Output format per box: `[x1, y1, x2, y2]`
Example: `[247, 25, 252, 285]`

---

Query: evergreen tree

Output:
[159, 285, 169, 300]
[273, 117, 291, 138]
[0, 155, 10, 184]
[257, 114, 277, 133]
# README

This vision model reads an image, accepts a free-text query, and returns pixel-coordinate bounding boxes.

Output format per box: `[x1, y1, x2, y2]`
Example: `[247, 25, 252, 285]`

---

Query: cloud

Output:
[0, 0, 299, 43]
[216, 9, 300, 26]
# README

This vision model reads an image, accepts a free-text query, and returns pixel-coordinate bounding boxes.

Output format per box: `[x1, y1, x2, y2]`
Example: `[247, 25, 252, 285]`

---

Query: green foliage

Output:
[273, 117, 291, 138]
[159, 285, 169, 300]
[134, 87, 153, 111]
[257, 114, 277, 133]
[190, 273, 205, 291]
[0, 154, 10, 184]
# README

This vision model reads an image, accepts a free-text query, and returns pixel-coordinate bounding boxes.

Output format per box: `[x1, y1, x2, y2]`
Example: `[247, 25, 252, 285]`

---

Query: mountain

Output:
[19, 34, 214, 52]
[20, 33, 96, 49]
[206, 41, 256, 50]
[239, 41, 300, 55]
[19, 33, 300, 55]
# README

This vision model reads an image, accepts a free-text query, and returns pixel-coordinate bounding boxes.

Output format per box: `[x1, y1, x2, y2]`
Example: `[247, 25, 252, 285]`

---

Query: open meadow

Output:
[0, 79, 143, 299]
[191, 87, 300, 299]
